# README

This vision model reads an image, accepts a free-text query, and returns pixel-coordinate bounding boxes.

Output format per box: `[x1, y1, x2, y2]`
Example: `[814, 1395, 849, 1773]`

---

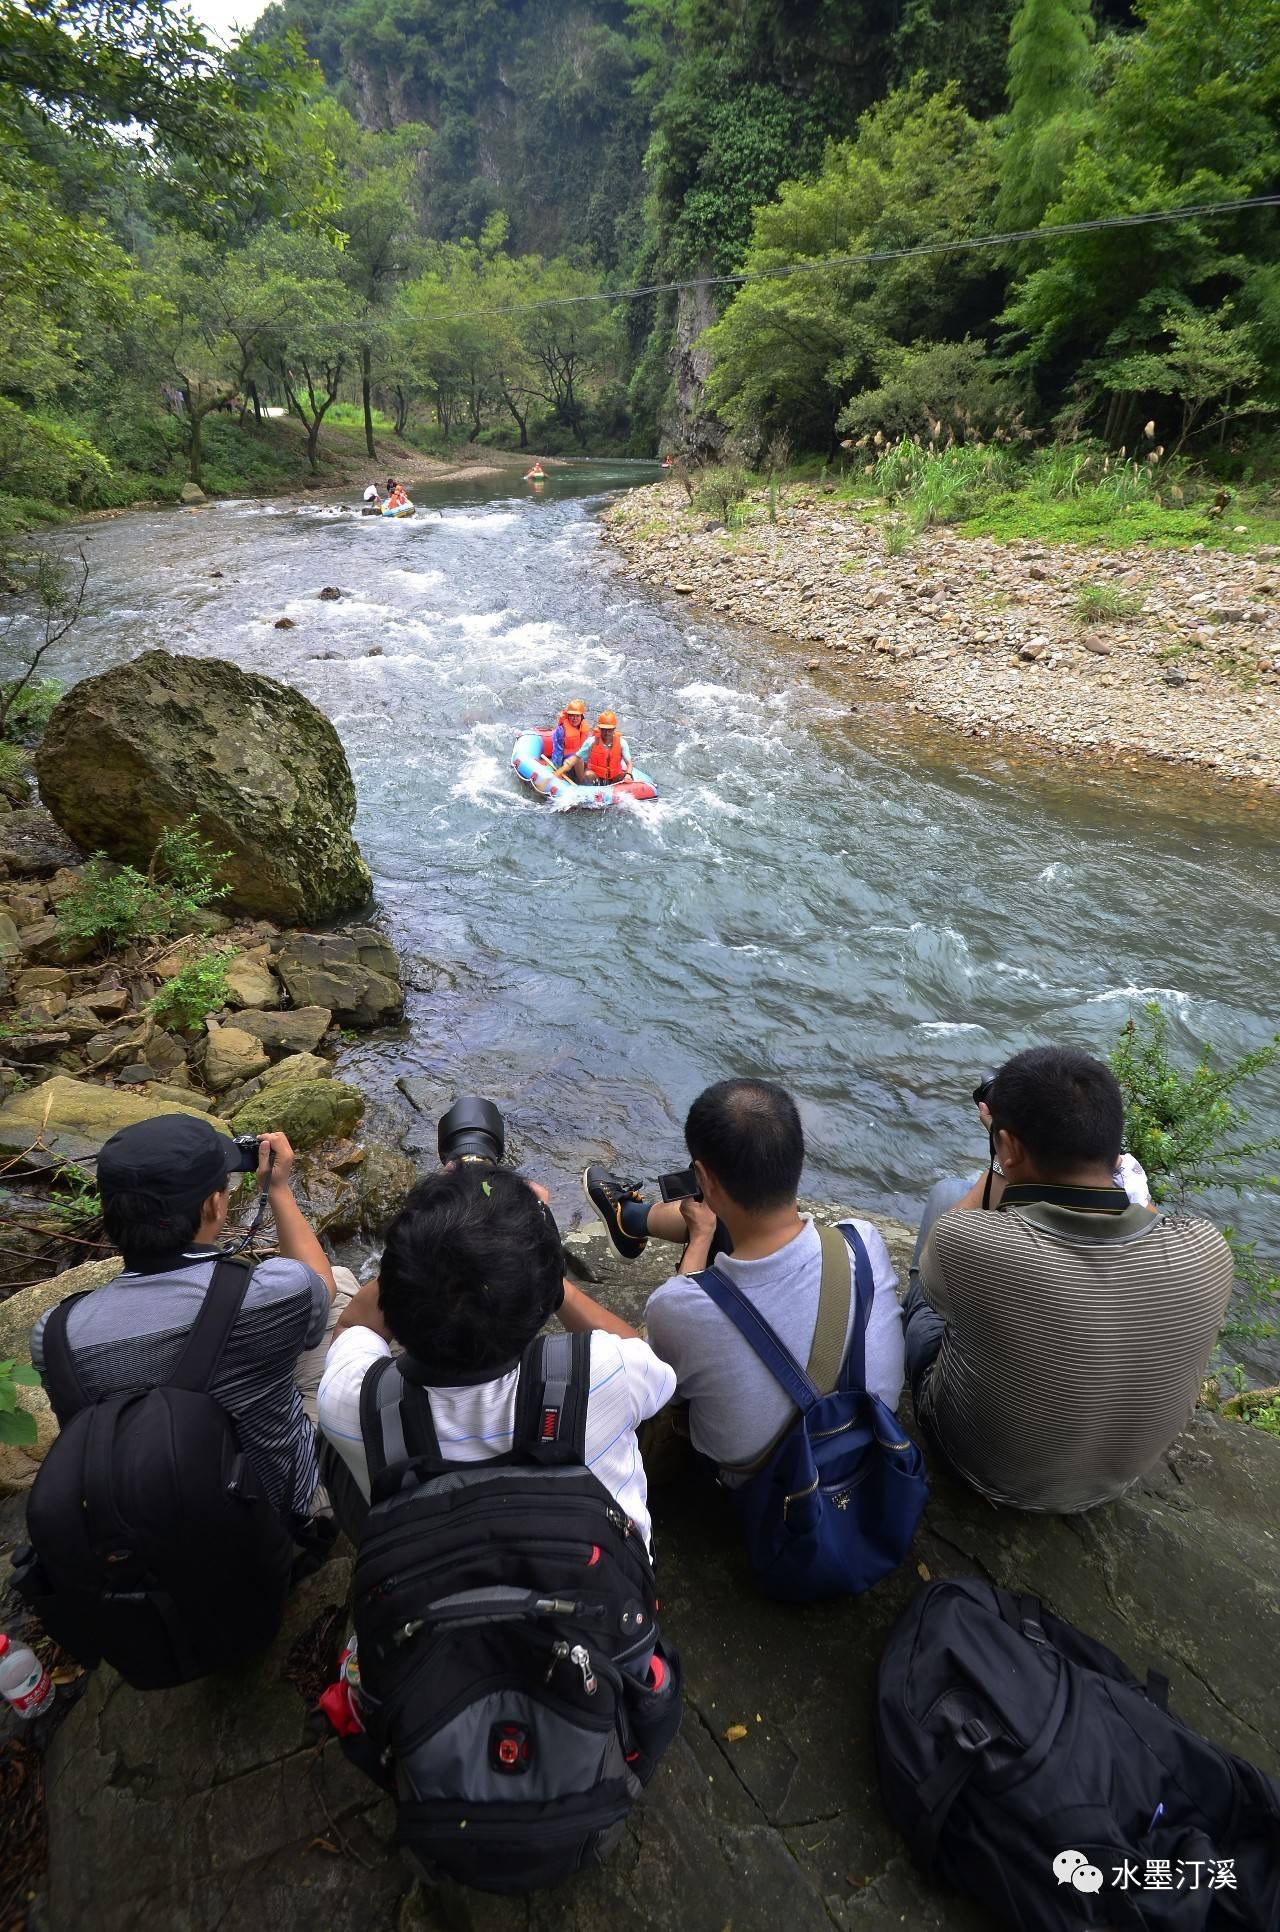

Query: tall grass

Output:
[865, 439, 1016, 530]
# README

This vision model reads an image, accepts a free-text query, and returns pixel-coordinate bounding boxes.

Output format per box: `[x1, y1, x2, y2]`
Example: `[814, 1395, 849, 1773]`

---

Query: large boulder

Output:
[233, 1006, 332, 1057]
[36, 650, 372, 924]
[277, 929, 403, 1026]
[230, 1078, 364, 1150]
[203, 1023, 272, 1092]
[0, 1074, 231, 1169]
[0, 1254, 122, 1495]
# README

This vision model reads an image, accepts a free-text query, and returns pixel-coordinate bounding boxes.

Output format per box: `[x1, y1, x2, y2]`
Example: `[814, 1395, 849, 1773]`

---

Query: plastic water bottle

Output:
[0, 1633, 54, 1719]
[338, 1637, 365, 1731]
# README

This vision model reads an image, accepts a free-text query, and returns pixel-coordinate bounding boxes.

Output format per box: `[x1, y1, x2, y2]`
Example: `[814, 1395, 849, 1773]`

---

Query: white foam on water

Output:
[1086, 985, 1192, 1007]
[450, 751, 520, 811]
[395, 568, 446, 589]
[1038, 863, 1063, 883]
[451, 511, 519, 533]
[452, 612, 507, 638]
[914, 1021, 989, 1036]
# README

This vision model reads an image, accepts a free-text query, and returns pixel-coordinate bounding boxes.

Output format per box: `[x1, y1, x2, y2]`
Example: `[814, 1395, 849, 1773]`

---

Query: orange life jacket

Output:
[587, 735, 625, 783]
[557, 713, 588, 756]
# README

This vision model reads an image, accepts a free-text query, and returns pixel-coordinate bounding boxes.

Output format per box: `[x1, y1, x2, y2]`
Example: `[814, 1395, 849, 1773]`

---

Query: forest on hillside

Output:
[0, 0, 1277, 527]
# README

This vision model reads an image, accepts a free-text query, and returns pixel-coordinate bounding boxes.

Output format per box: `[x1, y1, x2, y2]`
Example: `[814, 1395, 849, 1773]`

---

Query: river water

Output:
[15, 461, 1280, 1364]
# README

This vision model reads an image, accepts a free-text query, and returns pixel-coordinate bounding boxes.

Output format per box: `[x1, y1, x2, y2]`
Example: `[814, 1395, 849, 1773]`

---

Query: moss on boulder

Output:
[230, 1077, 364, 1150]
[36, 650, 372, 924]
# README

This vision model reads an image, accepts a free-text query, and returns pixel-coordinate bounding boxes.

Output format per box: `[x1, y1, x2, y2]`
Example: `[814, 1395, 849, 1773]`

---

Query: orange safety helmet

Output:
[596, 710, 619, 731]
[564, 699, 587, 718]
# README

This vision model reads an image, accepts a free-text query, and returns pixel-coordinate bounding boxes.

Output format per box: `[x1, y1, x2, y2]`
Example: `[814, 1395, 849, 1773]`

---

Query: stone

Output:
[15, 966, 70, 999]
[273, 616, 296, 629]
[0, 1027, 71, 1061]
[0, 805, 81, 877]
[78, 986, 131, 1018]
[233, 1006, 332, 1057]
[203, 1023, 271, 1092]
[84, 1015, 156, 1072]
[36, 650, 373, 924]
[318, 585, 343, 600]
[294, 1153, 361, 1240]
[147, 1081, 212, 1111]
[230, 1077, 364, 1150]
[1082, 636, 1114, 656]
[0, 1074, 232, 1168]
[117, 1061, 155, 1084]
[179, 480, 205, 503]
[224, 948, 280, 1010]
[0, 1255, 123, 1494]
[258, 1050, 333, 1088]
[357, 1140, 419, 1233]
[54, 1002, 109, 1043]
[276, 928, 403, 1026]
[146, 1027, 188, 1079]
[0, 908, 20, 955]
[14, 987, 67, 1021]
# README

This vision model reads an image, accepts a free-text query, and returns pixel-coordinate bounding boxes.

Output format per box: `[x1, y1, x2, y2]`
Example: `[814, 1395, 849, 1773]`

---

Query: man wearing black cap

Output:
[30, 1116, 341, 1528]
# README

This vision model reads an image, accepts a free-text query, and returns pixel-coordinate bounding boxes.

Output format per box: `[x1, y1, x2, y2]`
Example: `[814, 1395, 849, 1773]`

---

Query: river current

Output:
[15, 461, 1280, 1363]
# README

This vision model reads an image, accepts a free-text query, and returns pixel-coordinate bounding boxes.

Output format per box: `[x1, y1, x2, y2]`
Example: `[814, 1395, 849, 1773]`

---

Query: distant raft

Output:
[381, 499, 416, 518]
[510, 730, 658, 809]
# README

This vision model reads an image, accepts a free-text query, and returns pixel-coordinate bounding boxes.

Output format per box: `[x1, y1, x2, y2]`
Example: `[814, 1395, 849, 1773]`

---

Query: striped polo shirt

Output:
[917, 1200, 1233, 1512]
[31, 1249, 330, 1520]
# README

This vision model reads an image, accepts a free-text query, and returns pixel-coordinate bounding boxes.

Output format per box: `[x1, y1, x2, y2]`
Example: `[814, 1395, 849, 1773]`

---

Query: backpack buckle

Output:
[1020, 1617, 1047, 1645]
[958, 1719, 991, 1753]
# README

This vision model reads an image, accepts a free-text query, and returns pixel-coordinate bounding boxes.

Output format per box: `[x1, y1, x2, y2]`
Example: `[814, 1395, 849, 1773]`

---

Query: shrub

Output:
[1111, 1002, 1280, 1350]
[0, 399, 111, 507]
[0, 1358, 42, 1448]
[693, 466, 753, 525]
[0, 741, 27, 785]
[148, 946, 234, 1032]
[58, 818, 230, 949]
[0, 677, 62, 744]
[47, 1161, 103, 1233]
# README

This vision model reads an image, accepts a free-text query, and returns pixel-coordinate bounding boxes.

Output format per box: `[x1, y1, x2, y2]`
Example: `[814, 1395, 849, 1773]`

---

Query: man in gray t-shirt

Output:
[31, 1115, 339, 1523]
[641, 1079, 905, 1477]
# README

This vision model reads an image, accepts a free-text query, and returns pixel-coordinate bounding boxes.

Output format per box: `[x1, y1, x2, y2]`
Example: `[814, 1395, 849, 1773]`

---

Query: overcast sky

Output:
[190, 0, 269, 43]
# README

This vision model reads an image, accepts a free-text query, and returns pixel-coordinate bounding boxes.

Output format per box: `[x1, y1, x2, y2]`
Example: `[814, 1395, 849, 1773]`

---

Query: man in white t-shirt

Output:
[318, 1164, 675, 1550]
[643, 1079, 905, 1479]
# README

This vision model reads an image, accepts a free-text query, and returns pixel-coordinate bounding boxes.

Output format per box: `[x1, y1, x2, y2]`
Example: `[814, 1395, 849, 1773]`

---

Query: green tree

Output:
[701, 80, 1001, 453]
[996, 0, 1094, 233]
[1097, 303, 1268, 454]
[257, 232, 362, 470]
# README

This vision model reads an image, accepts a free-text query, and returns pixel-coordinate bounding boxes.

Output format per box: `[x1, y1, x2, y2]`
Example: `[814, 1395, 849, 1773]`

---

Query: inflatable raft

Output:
[382, 500, 416, 518]
[511, 731, 658, 809]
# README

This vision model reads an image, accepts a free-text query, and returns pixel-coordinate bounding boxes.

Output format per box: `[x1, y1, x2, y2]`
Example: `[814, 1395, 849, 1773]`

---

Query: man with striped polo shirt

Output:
[901, 1046, 1233, 1513]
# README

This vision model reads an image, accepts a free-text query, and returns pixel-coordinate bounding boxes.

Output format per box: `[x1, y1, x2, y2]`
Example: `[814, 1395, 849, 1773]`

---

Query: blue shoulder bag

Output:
[690, 1224, 928, 1603]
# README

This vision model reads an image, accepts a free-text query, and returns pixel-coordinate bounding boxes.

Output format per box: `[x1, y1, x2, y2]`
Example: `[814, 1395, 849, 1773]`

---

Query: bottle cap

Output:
[0, 1635, 9, 1659]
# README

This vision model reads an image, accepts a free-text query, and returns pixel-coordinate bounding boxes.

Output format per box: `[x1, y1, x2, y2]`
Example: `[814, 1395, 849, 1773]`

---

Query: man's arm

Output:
[334, 1272, 393, 1340]
[558, 1281, 640, 1341]
[259, 1133, 336, 1299]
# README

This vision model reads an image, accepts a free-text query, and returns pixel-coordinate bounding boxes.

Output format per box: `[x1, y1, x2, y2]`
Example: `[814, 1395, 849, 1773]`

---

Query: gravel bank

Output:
[602, 482, 1280, 790]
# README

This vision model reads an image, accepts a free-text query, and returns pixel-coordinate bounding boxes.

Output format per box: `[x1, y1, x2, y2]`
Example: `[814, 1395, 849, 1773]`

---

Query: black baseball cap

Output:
[97, 1115, 235, 1205]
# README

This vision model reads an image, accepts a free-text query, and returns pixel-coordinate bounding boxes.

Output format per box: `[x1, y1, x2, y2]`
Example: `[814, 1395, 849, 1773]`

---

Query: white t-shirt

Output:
[363, 484, 379, 502]
[645, 1218, 906, 1477]
[318, 1326, 676, 1550]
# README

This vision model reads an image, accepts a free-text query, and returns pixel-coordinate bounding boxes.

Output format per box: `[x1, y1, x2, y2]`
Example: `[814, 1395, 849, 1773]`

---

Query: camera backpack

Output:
[875, 1577, 1280, 1931]
[345, 1331, 683, 1893]
[14, 1256, 296, 1689]
[686, 1223, 928, 1602]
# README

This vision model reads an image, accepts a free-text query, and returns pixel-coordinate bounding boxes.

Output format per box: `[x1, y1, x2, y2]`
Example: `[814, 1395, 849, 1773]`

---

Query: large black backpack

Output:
[15, 1256, 296, 1689]
[346, 1331, 683, 1893]
[875, 1578, 1280, 1931]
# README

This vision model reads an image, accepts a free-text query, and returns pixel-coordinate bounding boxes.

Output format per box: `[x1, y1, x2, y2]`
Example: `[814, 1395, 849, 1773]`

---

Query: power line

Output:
[436, 194, 1280, 322]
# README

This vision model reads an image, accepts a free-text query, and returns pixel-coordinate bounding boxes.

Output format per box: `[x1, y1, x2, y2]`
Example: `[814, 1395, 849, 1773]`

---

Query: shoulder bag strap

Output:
[168, 1255, 255, 1393]
[38, 1292, 94, 1421]
[810, 1225, 853, 1394]
[513, 1330, 592, 1464]
[692, 1267, 819, 1414]
[834, 1224, 874, 1396]
[358, 1355, 447, 1488]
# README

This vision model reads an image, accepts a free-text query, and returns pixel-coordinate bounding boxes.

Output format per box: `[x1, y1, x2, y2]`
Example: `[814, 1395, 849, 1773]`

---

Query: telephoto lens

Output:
[437, 1096, 506, 1167]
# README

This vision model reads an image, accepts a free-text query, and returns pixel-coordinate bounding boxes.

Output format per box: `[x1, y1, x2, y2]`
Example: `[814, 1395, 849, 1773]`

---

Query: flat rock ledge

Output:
[39, 1218, 1280, 1932]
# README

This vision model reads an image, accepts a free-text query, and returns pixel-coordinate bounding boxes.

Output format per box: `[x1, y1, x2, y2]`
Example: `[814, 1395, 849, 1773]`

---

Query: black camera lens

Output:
[228, 1134, 262, 1173]
[437, 1096, 506, 1167]
[972, 1075, 996, 1107]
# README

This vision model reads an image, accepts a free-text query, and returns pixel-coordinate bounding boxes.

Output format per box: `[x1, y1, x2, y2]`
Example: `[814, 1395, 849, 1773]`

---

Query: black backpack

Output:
[875, 1578, 1280, 1931]
[14, 1256, 296, 1690]
[345, 1331, 683, 1893]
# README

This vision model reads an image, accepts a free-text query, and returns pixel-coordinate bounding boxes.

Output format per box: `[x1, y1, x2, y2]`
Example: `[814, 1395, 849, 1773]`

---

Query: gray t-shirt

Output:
[31, 1248, 330, 1519]
[644, 1218, 906, 1474]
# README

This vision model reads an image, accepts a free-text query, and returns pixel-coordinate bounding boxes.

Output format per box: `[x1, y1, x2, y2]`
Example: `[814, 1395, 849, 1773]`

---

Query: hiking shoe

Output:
[583, 1165, 648, 1260]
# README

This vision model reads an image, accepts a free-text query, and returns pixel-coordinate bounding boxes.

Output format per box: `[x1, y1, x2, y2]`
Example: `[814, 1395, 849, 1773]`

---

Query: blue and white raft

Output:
[510, 730, 659, 810]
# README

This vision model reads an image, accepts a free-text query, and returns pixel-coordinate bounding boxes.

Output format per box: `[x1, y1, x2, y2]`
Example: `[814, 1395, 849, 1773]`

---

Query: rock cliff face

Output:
[29, 1213, 1280, 1931]
[36, 651, 372, 924]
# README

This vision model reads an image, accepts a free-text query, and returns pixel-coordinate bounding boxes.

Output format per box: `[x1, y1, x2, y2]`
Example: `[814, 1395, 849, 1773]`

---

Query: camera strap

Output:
[998, 1182, 1131, 1214]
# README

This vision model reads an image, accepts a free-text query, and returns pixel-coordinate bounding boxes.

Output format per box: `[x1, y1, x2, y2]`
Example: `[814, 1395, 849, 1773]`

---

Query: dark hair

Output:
[101, 1188, 208, 1264]
[987, 1046, 1124, 1170]
[377, 1165, 564, 1375]
[685, 1078, 804, 1212]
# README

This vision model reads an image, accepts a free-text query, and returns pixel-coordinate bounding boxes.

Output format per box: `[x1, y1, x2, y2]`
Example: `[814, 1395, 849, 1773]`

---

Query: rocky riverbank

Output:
[602, 482, 1280, 790]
